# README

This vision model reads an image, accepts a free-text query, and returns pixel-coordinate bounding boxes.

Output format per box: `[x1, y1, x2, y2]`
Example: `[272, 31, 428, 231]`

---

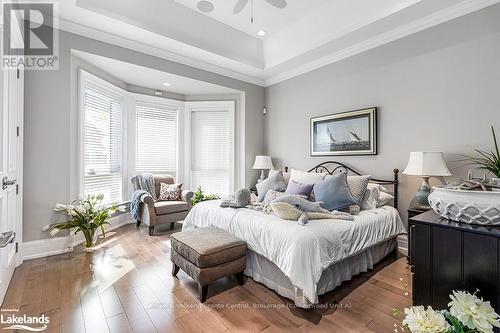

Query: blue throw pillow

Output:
[313, 172, 356, 211]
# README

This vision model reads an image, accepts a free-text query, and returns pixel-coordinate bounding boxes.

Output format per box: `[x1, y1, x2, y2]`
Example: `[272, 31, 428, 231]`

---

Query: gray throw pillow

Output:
[256, 171, 287, 202]
[347, 175, 371, 205]
[314, 173, 356, 211]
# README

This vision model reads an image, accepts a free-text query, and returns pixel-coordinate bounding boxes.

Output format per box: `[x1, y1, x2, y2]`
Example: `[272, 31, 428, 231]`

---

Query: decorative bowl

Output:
[428, 186, 500, 225]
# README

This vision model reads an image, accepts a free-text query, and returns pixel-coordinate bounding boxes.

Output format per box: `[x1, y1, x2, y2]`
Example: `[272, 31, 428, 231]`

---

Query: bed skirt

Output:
[244, 238, 397, 308]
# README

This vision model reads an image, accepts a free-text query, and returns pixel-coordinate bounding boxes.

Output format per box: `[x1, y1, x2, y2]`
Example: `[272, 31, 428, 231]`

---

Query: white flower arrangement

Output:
[47, 194, 126, 250]
[399, 290, 500, 333]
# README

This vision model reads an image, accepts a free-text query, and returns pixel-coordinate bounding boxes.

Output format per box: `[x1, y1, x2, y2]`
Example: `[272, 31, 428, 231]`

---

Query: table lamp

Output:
[403, 152, 451, 208]
[253, 156, 274, 183]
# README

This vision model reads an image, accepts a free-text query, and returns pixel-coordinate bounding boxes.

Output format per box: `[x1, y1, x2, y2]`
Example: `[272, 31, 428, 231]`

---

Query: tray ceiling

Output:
[53, 0, 500, 86]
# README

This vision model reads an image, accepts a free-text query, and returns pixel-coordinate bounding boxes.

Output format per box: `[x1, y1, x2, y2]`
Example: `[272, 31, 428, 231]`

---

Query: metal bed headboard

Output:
[283, 161, 399, 209]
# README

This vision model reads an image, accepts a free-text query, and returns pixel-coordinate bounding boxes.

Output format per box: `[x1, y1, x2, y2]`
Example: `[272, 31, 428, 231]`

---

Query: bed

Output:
[182, 162, 407, 308]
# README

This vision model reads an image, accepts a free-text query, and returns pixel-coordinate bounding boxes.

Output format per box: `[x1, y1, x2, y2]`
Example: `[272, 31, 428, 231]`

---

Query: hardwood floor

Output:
[1, 224, 411, 333]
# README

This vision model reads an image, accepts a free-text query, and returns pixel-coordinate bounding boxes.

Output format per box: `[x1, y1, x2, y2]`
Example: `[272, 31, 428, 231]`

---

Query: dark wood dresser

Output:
[409, 210, 500, 316]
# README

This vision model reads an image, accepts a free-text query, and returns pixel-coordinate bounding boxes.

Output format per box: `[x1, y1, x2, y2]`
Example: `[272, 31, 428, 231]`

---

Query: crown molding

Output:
[58, 18, 267, 87]
[264, 0, 500, 86]
[56, 0, 499, 88]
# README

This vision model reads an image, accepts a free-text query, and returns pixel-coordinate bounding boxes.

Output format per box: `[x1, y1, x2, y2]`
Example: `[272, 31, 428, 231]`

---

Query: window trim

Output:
[184, 101, 235, 195]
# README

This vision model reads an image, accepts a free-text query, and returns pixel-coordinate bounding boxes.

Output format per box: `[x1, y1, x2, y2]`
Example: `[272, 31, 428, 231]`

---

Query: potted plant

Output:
[49, 194, 125, 251]
[463, 126, 500, 180]
[191, 187, 220, 206]
[395, 286, 500, 333]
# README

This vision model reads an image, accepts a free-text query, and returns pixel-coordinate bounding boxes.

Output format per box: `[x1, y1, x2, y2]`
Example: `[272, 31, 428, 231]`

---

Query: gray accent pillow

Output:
[313, 173, 356, 211]
[256, 171, 287, 202]
[347, 175, 371, 205]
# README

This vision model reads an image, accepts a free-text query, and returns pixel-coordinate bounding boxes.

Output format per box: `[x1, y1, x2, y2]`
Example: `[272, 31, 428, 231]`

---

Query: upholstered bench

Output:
[170, 227, 247, 302]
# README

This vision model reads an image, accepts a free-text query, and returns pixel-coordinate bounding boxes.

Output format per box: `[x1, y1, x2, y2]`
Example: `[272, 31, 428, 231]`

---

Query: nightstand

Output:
[408, 205, 432, 219]
[250, 187, 258, 196]
[409, 210, 500, 327]
[407, 205, 431, 264]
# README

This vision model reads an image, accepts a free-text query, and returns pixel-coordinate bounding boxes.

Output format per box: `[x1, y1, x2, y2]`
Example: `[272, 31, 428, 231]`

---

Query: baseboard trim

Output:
[22, 214, 133, 260]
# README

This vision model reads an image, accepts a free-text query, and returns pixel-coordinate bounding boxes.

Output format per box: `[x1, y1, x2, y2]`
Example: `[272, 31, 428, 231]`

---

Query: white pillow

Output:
[269, 168, 290, 185]
[289, 169, 326, 185]
[360, 183, 395, 209]
[360, 184, 379, 210]
[378, 191, 395, 207]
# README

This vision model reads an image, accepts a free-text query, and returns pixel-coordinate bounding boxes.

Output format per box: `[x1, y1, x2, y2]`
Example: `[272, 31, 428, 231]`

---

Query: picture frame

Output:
[310, 107, 377, 156]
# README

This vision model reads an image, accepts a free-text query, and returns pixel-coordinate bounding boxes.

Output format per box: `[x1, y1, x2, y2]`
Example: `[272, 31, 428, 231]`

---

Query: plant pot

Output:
[428, 186, 500, 225]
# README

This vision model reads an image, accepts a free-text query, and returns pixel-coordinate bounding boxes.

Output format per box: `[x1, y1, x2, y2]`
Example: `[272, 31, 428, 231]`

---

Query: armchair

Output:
[131, 175, 194, 236]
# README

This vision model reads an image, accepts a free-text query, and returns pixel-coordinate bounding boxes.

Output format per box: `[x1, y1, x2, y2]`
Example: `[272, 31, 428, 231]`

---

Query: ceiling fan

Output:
[233, 0, 288, 14]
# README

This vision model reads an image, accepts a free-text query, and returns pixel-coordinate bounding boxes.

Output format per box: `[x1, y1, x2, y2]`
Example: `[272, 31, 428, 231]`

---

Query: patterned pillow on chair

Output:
[158, 183, 183, 201]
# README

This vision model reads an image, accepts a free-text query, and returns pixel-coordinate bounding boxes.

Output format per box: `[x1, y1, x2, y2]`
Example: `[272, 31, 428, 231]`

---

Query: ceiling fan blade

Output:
[233, 0, 249, 14]
[265, 0, 287, 9]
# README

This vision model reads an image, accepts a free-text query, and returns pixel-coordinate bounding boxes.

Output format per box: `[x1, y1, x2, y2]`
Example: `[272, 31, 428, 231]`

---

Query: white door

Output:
[0, 66, 23, 304]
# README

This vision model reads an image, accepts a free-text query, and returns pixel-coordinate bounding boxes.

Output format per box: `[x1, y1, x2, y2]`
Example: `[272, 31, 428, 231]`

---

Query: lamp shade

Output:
[403, 152, 451, 177]
[253, 156, 274, 170]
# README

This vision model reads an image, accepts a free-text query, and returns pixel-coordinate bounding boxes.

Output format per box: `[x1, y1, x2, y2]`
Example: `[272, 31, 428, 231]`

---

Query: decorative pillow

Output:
[289, 169, 326, 185]
[360, 184, 380, 210]
[313, 173, 356, 211]
[285, 180, 314, 197]
[256, 171, 287, 202]
[360, 183, 395, 208]
[269, 168, 291, 186]
[378, 191, 395, 207]
[347, 175, 371, 205]
[158, 182, 182, 201]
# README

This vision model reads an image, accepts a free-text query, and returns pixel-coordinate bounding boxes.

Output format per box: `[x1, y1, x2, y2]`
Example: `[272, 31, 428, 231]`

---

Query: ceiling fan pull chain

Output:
[251, 0, 254, 23]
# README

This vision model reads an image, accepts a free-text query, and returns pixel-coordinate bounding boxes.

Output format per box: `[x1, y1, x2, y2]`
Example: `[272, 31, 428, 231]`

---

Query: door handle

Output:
[0, 231, 15, 248]
[2, 176, 16, 190]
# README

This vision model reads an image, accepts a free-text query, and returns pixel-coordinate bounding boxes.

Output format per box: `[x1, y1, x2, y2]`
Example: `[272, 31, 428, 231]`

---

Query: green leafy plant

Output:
[191, 186, 220, 206]
[49, 194, 125, 250]
[463, 126, 500, 178]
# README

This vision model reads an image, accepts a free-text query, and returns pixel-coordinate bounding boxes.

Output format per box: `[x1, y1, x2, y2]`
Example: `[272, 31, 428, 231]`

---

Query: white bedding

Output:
[182, 201, 406, 304]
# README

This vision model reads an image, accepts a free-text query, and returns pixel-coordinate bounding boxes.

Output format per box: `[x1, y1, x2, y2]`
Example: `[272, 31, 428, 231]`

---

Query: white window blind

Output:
[82, 85, 123, 204]
[136, 102, 178, 176]
[191, 110, 232, 195]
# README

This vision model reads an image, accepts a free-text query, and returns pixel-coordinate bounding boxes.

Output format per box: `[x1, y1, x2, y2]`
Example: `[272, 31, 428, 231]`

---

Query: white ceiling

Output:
[50, 0, 500, 86]
[172, 0, 330, 38]
[73, 50, 241, 95]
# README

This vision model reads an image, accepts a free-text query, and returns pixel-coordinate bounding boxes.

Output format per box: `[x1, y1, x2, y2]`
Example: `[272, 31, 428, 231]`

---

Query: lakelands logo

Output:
[0, 310, 49, 331]
[2, 1, 59, 70]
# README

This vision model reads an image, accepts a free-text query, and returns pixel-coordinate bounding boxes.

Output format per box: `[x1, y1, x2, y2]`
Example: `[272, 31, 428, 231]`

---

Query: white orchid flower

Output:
[54, 203, 69, 211]
[49, 228, 60, 237]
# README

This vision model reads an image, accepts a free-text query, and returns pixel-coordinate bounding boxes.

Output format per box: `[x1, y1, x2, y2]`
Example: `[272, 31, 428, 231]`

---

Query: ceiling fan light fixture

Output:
[197, 0, 214, 13]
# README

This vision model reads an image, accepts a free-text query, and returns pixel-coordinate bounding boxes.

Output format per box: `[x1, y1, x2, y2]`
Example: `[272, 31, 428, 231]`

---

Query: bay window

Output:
[79, 70, 235, 204]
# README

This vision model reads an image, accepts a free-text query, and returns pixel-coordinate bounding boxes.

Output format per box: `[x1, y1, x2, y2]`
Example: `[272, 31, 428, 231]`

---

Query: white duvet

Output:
[182, 201, 406, 304]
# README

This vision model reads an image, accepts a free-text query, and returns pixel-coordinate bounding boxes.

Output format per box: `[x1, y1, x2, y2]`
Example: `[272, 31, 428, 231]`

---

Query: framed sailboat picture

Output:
[310, 107, 377, 156]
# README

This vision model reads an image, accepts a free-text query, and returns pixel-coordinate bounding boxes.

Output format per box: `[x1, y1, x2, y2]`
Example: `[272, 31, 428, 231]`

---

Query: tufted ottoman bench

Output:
[170, 227, 247, 302]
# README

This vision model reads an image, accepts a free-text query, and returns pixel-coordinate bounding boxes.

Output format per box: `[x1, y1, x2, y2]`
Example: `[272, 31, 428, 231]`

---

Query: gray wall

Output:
[265, 5, 500, 223]
[24, 29, 265, 242]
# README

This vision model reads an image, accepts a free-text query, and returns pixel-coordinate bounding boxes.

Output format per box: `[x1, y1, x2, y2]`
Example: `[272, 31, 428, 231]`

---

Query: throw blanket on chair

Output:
[130, 173, 156, 220]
